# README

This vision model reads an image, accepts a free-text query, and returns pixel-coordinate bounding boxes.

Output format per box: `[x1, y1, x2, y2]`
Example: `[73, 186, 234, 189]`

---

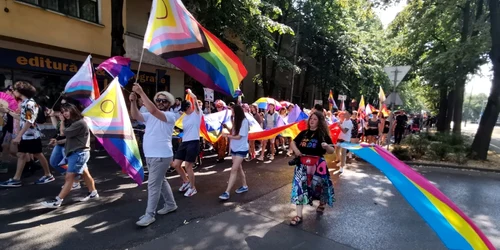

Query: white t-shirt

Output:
[230, 118, 249, 152]
[338, 119, 353, 141]
[142, 111, 176, 158]
[182, 111, 202, 142]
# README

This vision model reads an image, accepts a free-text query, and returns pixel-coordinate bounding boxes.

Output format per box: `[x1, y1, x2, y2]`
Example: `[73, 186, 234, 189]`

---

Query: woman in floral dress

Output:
[289, 111, 335, 226]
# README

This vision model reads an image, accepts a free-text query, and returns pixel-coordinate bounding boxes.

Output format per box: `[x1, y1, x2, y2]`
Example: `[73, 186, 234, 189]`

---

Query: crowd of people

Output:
[0, 81, 428, 227]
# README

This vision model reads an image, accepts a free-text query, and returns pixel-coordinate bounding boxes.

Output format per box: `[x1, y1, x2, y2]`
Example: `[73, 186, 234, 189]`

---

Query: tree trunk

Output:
[453, 78, 466, 133]
[471, 0, 500, 160]
[437, 86, 448, 132]
[300, 65, 311, 104]
[452, 1, 471, 134]
[445, 89, 455, 131]
[111, 0, 125, 56]
[261, 55, 269, 97]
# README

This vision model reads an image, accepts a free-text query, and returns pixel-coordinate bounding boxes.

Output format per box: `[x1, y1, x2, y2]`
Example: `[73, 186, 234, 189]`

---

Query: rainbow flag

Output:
[328, 90, 337, 110]
[64, 55, 99, 107]
[97, 56, 135, 86]
[82, 78, 144, 185]
[342, 144, 495, 250]
[144, 0, 247, 97]
[143, 0, 210, 58]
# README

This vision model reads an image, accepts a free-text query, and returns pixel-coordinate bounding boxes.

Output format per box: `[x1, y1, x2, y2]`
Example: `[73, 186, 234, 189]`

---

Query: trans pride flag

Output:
[97, 56, 135, 87]
[82, 78, 144, 185]
[64, 55, 100, 107]
[343, 144, 495, 250]
[143, 0, 247, 98]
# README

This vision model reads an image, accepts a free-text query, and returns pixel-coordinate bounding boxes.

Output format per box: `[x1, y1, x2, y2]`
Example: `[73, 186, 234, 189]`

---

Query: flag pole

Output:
[135, 49, 145, 84]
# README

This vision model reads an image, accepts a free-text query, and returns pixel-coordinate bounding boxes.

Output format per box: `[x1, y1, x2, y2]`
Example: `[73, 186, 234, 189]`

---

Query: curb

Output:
[404, 161, 500, 173]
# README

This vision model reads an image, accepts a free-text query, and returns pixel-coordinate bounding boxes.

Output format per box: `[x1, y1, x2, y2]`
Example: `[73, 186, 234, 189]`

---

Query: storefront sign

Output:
[0, 48, 169, 86]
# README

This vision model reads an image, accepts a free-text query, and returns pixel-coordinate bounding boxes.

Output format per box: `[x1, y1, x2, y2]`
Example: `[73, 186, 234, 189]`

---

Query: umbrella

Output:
[280, 101, 293, 108]
[253, 97, 282, 110]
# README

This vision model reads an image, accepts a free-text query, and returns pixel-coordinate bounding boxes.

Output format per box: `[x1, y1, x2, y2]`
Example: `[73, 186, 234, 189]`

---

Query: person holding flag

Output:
[172, 90, 202, 197]
[129, 84, 178, 227]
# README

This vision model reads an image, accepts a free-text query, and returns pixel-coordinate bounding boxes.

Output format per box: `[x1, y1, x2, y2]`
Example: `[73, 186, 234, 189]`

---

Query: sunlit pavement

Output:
[133, 164, 500, 250]
[461, 123, 500, 153]
[1, 151, 499, 250]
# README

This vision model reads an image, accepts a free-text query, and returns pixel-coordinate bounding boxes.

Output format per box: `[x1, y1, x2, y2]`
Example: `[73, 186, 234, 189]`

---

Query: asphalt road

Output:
[462, 123, 500, 152]
[0, 150, 295, 250]
[1, 150, 500, 250]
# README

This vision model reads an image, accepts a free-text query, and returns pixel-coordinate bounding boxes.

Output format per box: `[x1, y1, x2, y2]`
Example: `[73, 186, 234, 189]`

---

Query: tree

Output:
[471, 0, 500, 160]
[386, 0, 490, 132]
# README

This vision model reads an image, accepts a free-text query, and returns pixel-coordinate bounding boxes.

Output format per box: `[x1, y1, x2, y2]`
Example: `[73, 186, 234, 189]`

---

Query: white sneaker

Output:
[41, 198, 62, 209]
[179, 182, 190, 192]
[136, 214, 156, 227]
[157, 205, 177, 215]
[184, 187, 197, 197]
[80, 191, 99, 202]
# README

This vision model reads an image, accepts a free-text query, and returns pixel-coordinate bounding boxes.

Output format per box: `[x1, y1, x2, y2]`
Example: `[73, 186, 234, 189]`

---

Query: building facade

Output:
[123, 0, 185, 100]
[0, 0, 185, 105]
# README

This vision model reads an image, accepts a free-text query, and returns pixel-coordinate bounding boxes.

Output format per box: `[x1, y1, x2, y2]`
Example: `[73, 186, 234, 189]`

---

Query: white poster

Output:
[203, 88, 214, 102]
[314, 100, 323, 105]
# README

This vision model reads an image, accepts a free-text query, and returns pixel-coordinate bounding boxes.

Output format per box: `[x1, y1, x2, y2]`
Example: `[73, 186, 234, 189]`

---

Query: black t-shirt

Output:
[396, 115, 408, 129]
[293, 129, 333, 157]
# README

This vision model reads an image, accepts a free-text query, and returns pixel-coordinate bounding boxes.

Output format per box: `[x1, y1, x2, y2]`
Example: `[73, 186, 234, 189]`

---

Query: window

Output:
[18, 0, 99, 23]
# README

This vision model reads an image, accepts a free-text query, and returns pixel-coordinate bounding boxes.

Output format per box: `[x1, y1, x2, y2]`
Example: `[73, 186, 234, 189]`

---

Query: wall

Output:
[0, 0, 112, 56]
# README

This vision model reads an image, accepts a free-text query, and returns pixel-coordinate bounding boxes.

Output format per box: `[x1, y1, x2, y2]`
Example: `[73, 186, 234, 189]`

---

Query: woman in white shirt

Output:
[219, 105, 249, 200]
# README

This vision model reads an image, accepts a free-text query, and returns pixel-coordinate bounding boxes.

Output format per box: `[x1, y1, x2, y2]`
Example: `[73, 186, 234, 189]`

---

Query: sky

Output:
[374, 1, 493, 96]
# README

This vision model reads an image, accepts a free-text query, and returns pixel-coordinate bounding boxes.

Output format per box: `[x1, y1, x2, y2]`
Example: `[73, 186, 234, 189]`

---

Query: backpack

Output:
[35, 105, 47, 124]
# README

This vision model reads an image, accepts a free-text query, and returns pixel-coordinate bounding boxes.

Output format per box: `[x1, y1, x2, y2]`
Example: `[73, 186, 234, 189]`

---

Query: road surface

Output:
[462, 123, 500, 152]
[1, 151, 499, 250]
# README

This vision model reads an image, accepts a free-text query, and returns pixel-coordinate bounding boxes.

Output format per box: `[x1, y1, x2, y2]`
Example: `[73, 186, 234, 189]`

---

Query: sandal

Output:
[289, 216, 302, 226]
[316, 203, 326, 213]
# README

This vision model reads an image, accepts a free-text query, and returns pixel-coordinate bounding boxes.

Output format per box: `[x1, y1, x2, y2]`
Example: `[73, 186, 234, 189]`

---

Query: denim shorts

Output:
[231, 150, 248, 158]
[67, 150, 90, 175]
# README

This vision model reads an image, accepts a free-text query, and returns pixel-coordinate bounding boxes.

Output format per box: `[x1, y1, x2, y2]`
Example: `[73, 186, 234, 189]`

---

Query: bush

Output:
[391, 145, 412, 161]
[402, 134, 429, 159]
[427, 142, 452, 161]
[450, 144, 470, 165]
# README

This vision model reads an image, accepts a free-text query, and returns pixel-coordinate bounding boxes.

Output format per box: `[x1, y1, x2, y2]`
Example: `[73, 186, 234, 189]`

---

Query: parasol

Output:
[253, 97, 282, 110]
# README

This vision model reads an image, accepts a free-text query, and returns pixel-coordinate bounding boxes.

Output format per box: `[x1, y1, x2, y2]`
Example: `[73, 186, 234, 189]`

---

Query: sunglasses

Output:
[155, 99, 169, 104]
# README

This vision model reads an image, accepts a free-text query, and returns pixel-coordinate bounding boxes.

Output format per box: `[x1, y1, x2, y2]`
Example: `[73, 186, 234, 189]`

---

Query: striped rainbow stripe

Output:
[168, 25, 247, 97]
[342, 143, 495, 249]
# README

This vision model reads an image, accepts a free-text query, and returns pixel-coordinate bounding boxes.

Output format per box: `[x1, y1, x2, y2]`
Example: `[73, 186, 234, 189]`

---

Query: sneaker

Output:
[41, 199, 62, 209]
[184, 187, 197, 197]
[219, 192, 230, 200]
[136, 214, 156, 227]
[157, 205, 178, 215]
[80, 191, 99, 202]
[0, 178, 21, 188]
[35, 175, 55, 185]
[166, 167, 176, 174]
[235, 186, 249, 194]
[61, 182, 81, 190]
[269, 155, 275, 160]
[179, 182, 190, 192]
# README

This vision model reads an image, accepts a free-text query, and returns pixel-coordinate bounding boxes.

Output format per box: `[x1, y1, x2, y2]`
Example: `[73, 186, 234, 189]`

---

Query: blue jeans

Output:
[50, 145, 68, 174]
[67, 150, 90, 175]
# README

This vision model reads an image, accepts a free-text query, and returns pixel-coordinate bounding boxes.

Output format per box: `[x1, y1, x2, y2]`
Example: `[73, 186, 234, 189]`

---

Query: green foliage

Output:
[391, 145, 412, 161]
[399, 132, 472, 164]
[386, 0, 491, 114]
[402, 134, 429, 158]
